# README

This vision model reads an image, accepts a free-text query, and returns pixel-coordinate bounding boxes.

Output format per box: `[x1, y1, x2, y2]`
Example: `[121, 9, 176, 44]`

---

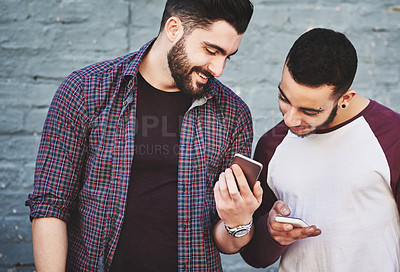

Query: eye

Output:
[278, 94, 288, 103]
[205, 48, 217, 56]
[302, 111, 318, 117]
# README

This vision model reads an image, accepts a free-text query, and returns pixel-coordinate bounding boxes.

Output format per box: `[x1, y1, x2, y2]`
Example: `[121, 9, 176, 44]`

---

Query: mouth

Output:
[196, 71, 210, 84]
[289, 126, 310, 135]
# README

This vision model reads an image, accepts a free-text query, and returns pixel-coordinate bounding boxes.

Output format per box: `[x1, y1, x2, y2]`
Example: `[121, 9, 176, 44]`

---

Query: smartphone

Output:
[275, 216, 309, 228]
[231, 153, 263, 189]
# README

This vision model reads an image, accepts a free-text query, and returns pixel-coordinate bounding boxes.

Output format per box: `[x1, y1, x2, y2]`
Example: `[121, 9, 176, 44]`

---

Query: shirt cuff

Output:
[26, 194, 71, 222]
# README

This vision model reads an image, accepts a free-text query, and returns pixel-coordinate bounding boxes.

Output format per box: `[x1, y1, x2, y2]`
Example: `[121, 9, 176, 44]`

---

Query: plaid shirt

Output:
[26, 40, 253, 271]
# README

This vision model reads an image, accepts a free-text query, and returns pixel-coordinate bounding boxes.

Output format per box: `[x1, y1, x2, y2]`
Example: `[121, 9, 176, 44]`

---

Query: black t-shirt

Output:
[110, 73, 192, 271]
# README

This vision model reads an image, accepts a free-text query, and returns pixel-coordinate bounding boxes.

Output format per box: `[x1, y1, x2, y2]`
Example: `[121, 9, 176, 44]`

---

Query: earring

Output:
[342, 104, 346, 109]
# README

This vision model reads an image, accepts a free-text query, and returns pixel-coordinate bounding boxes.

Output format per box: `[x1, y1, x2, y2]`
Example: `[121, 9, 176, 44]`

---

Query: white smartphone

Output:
[275, 216, 309, 228]
[231, 153, 263, 189]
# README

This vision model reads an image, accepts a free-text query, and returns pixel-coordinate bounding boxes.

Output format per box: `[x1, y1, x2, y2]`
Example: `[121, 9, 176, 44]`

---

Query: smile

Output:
[196, 71, 210, 84]
[198, 72, 209, 80]
[290, 126, 310, 134]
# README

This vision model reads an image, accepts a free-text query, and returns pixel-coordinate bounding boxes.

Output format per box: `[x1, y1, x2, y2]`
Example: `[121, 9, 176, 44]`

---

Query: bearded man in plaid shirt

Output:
[26, 0, 263, 271]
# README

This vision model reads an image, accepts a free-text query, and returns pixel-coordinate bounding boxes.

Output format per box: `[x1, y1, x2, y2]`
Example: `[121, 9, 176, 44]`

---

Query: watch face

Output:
[224, 220, 253, 238]
[234, 229, 250, 238]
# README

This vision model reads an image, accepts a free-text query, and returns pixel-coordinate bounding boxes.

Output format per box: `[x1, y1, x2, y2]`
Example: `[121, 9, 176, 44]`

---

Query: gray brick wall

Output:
[0, 0, 399, 271]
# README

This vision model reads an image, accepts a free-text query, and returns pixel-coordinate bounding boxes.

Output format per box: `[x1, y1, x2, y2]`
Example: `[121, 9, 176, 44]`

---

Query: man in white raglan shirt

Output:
[236, 28, 400, 271]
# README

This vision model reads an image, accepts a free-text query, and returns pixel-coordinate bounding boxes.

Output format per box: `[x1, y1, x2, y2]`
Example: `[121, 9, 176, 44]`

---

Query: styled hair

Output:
[286, 28, 358, 99]
[159, 0, 254, 35]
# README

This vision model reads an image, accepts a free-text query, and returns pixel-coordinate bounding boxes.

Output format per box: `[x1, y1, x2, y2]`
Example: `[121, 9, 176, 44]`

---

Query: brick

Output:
[24, 108, 48, 134]
[0, 163, 24, 191]
[0, 192, 31, 218]
[0, 135, 40, 161]
[0, 243, 34, 268]
[0, 108, 24, 134]
[0, 0, 31, 24]
[0, 81, 55, 108]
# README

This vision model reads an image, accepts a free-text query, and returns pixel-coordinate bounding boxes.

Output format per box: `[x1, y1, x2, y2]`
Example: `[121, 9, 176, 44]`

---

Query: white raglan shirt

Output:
[266, 101, 400, 271]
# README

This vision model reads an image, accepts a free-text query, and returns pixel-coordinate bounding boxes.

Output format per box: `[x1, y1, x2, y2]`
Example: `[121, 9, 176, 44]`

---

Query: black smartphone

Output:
[231, 153, 263, 189]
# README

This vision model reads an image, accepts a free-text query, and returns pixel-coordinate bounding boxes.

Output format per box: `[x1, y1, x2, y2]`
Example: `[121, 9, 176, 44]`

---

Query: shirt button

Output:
[123, 100, 127, 106]
[182, 224, 187, 230]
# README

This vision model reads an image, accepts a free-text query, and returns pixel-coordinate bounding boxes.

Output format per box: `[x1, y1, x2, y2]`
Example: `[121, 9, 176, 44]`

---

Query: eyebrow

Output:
[278, 85, 324, 113]
[203, 41, 238, 57]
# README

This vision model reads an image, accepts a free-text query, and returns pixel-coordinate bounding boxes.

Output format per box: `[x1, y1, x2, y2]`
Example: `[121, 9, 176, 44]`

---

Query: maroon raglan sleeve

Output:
[363, 101, 400, 216]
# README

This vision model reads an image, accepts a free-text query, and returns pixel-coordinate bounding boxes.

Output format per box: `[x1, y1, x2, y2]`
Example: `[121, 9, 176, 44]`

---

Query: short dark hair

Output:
[286, 28, 358, 99]
[159, 0, 254, 35]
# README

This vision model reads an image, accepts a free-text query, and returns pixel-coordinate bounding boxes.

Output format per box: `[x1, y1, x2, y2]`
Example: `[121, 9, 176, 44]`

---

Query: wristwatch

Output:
[223, 219, 253, 238]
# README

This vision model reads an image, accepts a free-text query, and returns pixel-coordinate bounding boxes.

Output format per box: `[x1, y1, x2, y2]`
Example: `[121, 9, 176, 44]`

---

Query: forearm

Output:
[32, 217, 68, 272]
[212, 220, 254, 254]
[240, 213, 286, 268]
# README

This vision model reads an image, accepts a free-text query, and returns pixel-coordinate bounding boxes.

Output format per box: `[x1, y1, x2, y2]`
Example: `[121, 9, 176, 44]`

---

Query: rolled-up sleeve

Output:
[26, 71, 89, 222]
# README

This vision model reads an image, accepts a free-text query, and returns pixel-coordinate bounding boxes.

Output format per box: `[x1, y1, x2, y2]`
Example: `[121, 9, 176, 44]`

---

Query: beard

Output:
[167, 36, 213, 100]
[316, 103, 338, 131]
[292, 103, 339, 138]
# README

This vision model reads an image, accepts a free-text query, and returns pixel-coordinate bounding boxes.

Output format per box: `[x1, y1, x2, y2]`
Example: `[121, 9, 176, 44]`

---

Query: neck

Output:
[331, 94, 370, 127]
[138, 37, 179, 92]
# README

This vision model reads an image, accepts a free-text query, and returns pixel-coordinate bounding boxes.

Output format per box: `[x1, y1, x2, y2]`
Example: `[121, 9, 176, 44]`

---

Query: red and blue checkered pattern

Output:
[27, 39, 253, 271]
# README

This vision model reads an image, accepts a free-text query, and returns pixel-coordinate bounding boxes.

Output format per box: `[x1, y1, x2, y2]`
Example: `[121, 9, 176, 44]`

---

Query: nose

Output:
[208, 58, 226, 78]
[283, 107, 302, 127]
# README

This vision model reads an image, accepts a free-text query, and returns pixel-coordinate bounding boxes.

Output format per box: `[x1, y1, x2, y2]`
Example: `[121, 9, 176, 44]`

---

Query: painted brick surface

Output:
[0, 0, 399, 271]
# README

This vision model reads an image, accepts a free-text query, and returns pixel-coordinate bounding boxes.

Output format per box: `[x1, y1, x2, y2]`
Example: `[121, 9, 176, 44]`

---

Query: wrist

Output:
[223, 218, 253, 238]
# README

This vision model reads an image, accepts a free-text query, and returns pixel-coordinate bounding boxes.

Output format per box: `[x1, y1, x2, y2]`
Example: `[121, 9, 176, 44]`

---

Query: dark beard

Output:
[316, 103, 339, 131]
[292, 103, 339, 138]
[167, 36, 212, 100]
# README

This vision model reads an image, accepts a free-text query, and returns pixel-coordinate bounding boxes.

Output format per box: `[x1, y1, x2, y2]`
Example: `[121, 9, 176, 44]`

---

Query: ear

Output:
[338, 89, 357, 108]
[164, 17, 184, 43]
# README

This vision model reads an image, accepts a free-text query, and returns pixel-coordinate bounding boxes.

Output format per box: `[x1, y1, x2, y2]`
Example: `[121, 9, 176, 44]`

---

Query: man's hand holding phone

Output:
[213, 163, 263, 254]
[268, 201, 322, 246]
[214, 161, 263, 231]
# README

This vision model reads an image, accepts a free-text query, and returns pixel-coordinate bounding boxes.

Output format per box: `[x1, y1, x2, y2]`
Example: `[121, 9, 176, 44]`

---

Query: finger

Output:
[213, 180, 222, 204]
[300, 226, 322, 237]
[215, 172, 232, 206]
[270, 216, 294, 232]
[306, 226, 322, 237]
[287, 227, 311, 238]
[217, 172, 231, 199]
[231, 164, 248, 191]
[274, 222, 294, 232]
[224, 168, 241, 200]
[269, 224, 322, 245]
[270, 227, 310, 245]
[231, 164, 252, 195]
[286, 226, 322, 240]
[268, 228, 296, 245]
